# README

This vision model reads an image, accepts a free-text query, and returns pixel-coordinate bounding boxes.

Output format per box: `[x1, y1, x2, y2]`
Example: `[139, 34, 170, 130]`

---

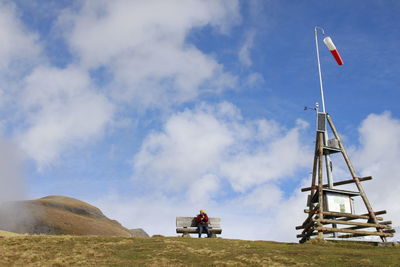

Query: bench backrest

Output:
[176, 217, 221, 228]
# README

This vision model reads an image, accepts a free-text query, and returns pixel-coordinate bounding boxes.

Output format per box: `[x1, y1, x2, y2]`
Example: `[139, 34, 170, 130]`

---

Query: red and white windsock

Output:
[323, 36, 343, 65]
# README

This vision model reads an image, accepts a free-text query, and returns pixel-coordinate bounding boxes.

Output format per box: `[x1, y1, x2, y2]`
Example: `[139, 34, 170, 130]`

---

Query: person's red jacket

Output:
[196, 213, 209, 226]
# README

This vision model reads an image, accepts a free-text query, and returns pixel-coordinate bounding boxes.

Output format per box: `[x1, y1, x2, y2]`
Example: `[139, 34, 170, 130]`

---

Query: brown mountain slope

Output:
[0, 230, 20, 237]
[0, 196, 132, 237]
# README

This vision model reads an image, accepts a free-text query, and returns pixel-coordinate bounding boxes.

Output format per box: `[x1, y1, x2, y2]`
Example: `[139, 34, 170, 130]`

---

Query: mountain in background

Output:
[0, 196, 146, 237]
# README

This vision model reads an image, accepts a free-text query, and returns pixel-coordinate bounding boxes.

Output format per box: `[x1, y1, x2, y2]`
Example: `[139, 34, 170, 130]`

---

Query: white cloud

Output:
[0, 2, 40, 71]
[59, 0, 240, 108]
[238, 184, 283, 211]
[0, 2, 41, 107]
[16, 66, 114, 167]
[61, 0, 240, 67]
[238, 29, 256, 67]
[244, 72, 265, 89]
[133, 103, 236, 192]
[0, 2, 115, 168]
[220, 119, 309, 192]
[134, 102, 310, 194]
[187, 174, 221, 205]
[351, 112, 400, 227]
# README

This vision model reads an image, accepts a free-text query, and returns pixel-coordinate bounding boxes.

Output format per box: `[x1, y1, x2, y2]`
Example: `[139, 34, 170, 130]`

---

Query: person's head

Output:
[199, 209, 206, 214]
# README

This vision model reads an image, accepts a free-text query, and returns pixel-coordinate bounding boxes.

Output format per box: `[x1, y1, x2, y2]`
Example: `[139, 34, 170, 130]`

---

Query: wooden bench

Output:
[176, 217, 222, 238]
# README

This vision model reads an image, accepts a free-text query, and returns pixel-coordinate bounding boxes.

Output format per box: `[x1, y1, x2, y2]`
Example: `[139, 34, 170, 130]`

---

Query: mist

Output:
[0, 135, 36, 233]
[0, 135, 26, 203]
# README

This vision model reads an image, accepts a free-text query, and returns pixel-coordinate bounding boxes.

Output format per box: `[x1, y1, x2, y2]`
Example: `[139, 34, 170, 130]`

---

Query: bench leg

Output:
[182, 232, 190, 237]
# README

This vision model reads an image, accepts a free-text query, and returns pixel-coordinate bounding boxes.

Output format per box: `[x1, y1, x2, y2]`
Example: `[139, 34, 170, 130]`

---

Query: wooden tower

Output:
[296, 110, 395, 243]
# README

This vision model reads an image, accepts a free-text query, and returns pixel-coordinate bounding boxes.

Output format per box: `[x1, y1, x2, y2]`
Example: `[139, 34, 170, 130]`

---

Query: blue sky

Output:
[1, 0, 399, 241]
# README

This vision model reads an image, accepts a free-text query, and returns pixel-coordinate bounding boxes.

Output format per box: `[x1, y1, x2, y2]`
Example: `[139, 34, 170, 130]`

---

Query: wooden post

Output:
[326, 115, 386, 242]
[317, 132, 324, 240]
[310, 134, 319, 202]
[301, 176, 372, 192]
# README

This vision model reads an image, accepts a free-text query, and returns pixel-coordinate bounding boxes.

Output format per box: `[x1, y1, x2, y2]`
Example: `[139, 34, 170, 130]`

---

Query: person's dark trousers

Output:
[197, 225, 210, 238]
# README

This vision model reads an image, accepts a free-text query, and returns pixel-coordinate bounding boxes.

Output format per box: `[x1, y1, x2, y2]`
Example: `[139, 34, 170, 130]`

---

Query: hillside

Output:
[0, 230, 20, 237]
[0, 235, 399, 266]
[0, 196, 132, 236]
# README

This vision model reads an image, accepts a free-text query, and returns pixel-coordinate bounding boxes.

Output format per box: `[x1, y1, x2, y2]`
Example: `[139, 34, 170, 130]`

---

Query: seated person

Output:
[196, 209, 211, 238]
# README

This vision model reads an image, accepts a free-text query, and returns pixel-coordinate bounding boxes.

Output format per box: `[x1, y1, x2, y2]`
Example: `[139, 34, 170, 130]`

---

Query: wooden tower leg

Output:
[298, 132, 321, 243]
[327, 115, 386, 242]
[309, 134, 319, 209]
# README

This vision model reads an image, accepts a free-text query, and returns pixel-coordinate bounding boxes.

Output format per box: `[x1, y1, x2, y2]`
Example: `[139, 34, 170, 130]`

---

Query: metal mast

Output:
[314, 26, 334, 188]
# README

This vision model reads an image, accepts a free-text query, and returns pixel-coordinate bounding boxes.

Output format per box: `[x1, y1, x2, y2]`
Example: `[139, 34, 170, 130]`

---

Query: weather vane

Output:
[296, 27, 394, 244]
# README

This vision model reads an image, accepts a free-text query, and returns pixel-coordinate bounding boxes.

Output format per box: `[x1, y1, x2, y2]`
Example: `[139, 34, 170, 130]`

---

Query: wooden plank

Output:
[297, 233, 316, 238]
[299, 227, 317, 243]
[296, 223, 307, 230]
[344, 221, 392, 230]
[361, 210, 386, 216]
[304, 209, 317, 214]
[340, 210, 387, 221]
[176, 217, 196, 227]
[337, 229, 395, 239]
[383, 229, 396, 234]
[316, 227, 393, 237]
[176, 227, 222, 234]
[303, 210, 383, 221]
[338, 230, 394, 239]
[298, 205, 319, 229]
[333, 176, 372, 186]
[322, 211, 383, 221]
[301, 176, 372, 192]
[299, 219, 318, 243]
[296, 219, 316, 230]
[337, 234, 371, 239]
[337, 234, 370, 239]
[319, 219, 391, 229]
[299, 206, 321, 243]
[176, 217, 221, 228]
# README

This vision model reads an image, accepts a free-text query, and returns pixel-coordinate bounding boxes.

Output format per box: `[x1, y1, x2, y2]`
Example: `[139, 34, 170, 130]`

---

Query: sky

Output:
[0, 0, 399, 242]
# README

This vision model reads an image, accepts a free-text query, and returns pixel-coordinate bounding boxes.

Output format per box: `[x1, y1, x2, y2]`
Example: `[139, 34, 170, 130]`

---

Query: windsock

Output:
[323, 36, 343, 65]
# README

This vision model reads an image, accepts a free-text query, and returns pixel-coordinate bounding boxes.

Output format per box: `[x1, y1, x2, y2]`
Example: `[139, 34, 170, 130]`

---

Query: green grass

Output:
[0, 235, 399, 266]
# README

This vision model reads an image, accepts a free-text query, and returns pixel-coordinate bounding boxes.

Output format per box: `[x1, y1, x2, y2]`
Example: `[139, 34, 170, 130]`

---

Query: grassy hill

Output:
[0, 196, 132, 236]
[0, 230, 20, 237]
[0, 235, 399, 266]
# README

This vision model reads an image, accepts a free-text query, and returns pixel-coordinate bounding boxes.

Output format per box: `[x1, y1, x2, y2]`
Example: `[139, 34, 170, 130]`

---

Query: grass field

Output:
[0, 233, 399, 266]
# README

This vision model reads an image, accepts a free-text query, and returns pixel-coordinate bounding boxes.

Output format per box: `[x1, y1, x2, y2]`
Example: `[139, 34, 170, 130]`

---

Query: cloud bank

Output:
[0, 0, 241, 167]
[96, 102, 311, 241]
[59, 0, 239, 108]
